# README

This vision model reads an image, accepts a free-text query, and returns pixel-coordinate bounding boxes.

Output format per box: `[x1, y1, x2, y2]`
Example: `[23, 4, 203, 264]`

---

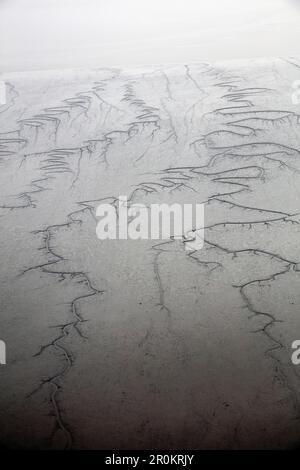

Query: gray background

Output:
[1, 0, 300, 72]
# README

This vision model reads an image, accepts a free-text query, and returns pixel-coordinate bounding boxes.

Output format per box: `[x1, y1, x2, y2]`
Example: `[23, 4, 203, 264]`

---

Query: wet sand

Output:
[1, 58, 300, 449]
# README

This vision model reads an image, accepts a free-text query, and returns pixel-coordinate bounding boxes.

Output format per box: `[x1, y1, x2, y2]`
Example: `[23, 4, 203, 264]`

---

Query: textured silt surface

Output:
[1, 58, 300, 449]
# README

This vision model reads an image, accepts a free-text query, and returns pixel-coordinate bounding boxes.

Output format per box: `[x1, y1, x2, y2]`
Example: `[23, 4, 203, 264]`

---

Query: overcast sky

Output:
[1, 0, 300, 72]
